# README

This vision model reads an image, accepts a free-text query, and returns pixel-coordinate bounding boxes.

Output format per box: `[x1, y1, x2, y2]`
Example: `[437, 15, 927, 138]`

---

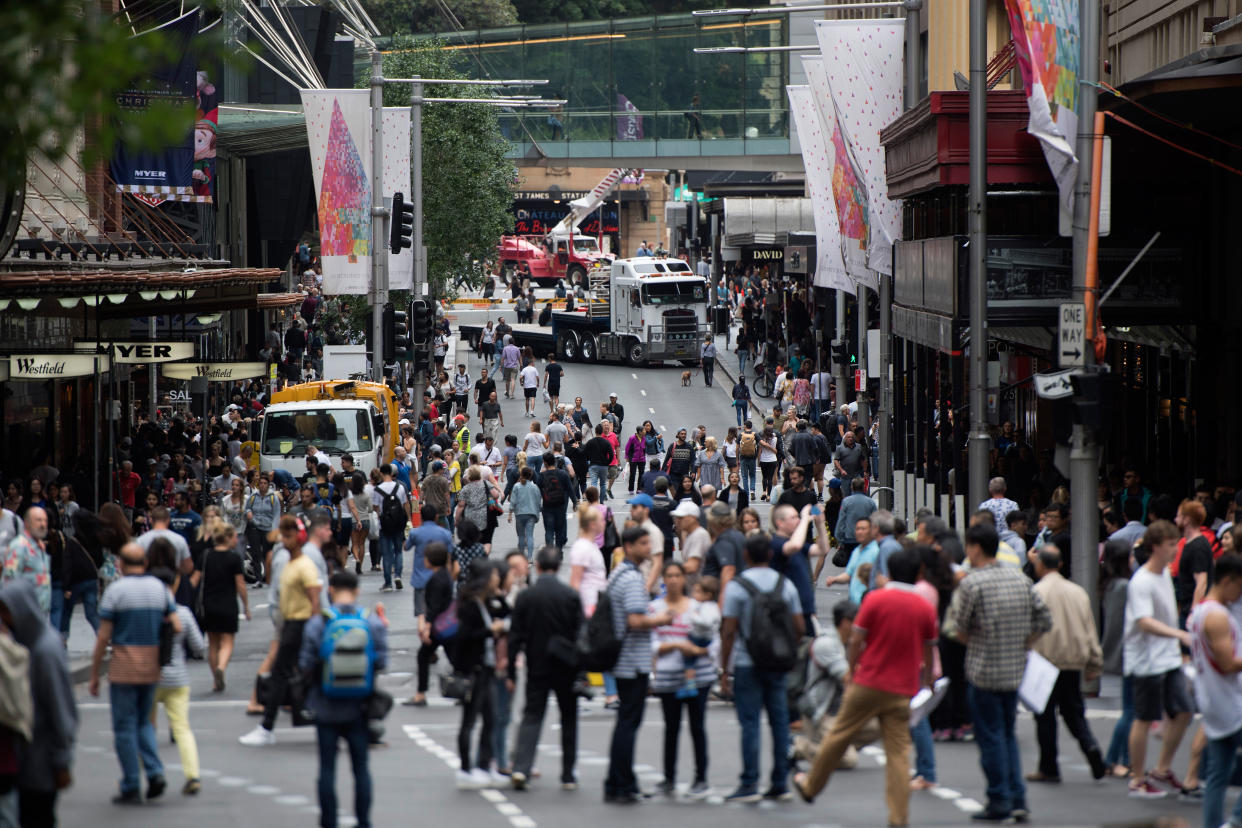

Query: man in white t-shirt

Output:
[810, 371, 833, 423]
[1123, 519, 1193, 798]
[372, 464, 411, 593]
[672, 499, 710, 574]
[470, 435, 504, 478]
[519, 359, 540, 418]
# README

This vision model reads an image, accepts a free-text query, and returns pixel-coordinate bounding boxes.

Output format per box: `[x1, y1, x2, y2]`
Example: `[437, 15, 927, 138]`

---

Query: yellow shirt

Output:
[242, 441, 261, 471]
[448, 461, 462, 493]
[279, 554, 322, 621]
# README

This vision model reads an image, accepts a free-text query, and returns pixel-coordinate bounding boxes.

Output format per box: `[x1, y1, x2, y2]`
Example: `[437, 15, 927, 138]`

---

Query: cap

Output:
[429, 445, 442, 454]
[398, 418, 410, 425]
[227, 404, 241, 411]
[609, 392, 618, 398]
[627, 493, 654, 509]
[160, 454, 170, 460]
[828, 477, 843, 489]
[430, 460, 445, 473]
[146, 458, 157, 465]
[454, 414, 467, 422]
[671, 500, 701, 518]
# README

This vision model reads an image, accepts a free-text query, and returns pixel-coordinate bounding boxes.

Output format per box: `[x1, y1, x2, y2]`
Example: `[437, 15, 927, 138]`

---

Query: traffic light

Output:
[410, 299, 433, 345]
[412, 345, 432, 378]
[1070, 369, 1119, 433]
[392, 309, 411, 360]
[389, 192, 413, 254]
[381, 302, 396, 363]
[830, 339, 849, 369]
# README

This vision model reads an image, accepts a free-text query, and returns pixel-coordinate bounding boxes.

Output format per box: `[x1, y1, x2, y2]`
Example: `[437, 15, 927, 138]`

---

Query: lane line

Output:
[404, 725, 538, 827]
[649, 407, 655, 414]
[631, 372, 638, 379]
[955, 798, 984, 813]
[640, 389, 647, 396]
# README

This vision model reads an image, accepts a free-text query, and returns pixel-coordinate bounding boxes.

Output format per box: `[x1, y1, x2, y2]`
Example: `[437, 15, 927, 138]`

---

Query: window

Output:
[572, 237, 600, 253]
[261, 408, 373, 456]
[641, 280, 707, 305]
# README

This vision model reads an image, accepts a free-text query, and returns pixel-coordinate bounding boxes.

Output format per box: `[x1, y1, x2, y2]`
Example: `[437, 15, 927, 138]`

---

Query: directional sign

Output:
[1034, 369, 1078, 400]
[1058, 302, 1086, 368]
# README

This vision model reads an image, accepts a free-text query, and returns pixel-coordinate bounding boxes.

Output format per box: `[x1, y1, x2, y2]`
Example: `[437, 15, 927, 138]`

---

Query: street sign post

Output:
[1034, 369, 1078, 400]
[1058, 302, 1086, 368]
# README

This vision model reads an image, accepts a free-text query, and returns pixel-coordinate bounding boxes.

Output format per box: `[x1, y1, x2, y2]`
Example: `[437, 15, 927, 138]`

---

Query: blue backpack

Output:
[319, 608, 377, 699]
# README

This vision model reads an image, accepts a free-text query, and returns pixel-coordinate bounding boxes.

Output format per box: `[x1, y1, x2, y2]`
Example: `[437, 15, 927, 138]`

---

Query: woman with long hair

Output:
[454, 559, 505, 789]
[738, 507, 762, 535]
[455, 467, 501, 550]
[719, 469, 750, 515]
[1101, 538, 1136, 777]
[643, 420, 664, 466]
[722, 426, 740, 472]
[910, 543, 951, 792]
[694, 436, 727, 492]
[132, 490, 161, 538]
[568, 504, 615, 707]
[197, 519, 250, 692]
[96, 502, 132, 587]
[166, 464, 193, 507]
[674, 474, 701, 508]
[220, 478, 249, 554]
[347, 471, 372, 575]
[2, 481, 21, 514]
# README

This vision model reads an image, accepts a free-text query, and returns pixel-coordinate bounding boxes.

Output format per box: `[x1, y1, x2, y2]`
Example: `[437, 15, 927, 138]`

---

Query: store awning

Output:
[0, 267, 282, 297]
[1105, 325, 1196, 355]
[256, 292, 304, 309]
[217, 107, 308, 157]
[722, 197, 813, 247]
[990, 326, 1054, 352]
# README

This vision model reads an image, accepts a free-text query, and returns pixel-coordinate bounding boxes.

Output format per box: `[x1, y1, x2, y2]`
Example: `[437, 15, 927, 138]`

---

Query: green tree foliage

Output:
[510, 0, 719, 24]
[362, 0, 518, 35]
[1, 1, 222, 175]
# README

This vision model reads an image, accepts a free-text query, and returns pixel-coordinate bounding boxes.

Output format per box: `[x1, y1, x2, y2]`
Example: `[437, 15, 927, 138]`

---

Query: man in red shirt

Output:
[114, 460, 142, 516]
[793, 545, 937, 827]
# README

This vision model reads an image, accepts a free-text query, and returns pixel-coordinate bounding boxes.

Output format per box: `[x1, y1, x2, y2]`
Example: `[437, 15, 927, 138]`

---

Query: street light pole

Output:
[966, 0, 990, 509]
[408, 76, 427, 421]
[370, 51, 388, 384]
[1070, 0, 1101, 606]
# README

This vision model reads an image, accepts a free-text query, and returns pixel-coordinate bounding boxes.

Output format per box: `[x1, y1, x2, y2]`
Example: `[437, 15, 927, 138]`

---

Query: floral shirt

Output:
[2, 532, 51, 615]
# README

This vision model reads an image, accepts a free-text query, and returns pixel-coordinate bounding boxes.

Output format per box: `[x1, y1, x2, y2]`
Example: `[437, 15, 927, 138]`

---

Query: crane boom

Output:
[546, 168, 633, 238]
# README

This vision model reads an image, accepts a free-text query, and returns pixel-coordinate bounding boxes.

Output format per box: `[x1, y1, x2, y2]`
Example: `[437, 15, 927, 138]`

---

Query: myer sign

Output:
[73, 341, 195, 363]
[163, 362, 268, 381]
[8, 354, 109, 379]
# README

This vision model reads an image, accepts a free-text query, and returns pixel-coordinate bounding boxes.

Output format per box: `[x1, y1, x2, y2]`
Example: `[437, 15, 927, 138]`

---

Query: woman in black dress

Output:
[455, 559, 504, 788]
[197, 520, 250, 692]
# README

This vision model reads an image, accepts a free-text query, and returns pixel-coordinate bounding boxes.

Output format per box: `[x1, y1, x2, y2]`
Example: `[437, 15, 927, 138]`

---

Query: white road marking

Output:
[248, 784, 281, 795]
[479, 789, 508, 804]
[405, 725, 538, 826]
[218, 776, 250, 787]
[631, 372, 638, 379]
[496, 803, 523, 816]
[930, 786, 961, 800]
[640, 389, 647, 396]
[274, 794, 311, 806]
[648, 407, 655, 413]
[510, 817, 537, 828]
[954, 798, 984, 813]
[659, 425, 666, 431]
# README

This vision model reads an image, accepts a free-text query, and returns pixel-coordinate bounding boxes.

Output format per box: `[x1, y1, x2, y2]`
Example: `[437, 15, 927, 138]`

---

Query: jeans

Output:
[1034, 669, 1100, 777]
[49, 581, 63, 632]
[542, 507, 567, 550]
[493, 675, 513, 770]
[733, 666, 790, 792]
[380, 533, 404, 587]
[1104, 676, 1133, 768]
[316, 717, 372, 828]
[515, 514, 537, 559]
[1205, 726, 1242, 828]
[738, 350, 748, 376]
[154, 685, 199, 780]
[740, 457, 757, 493]
[513, 675, 578, 782]
[588, 465, 609, 496]
[702, 361, 714, 387]
[733, 401, 746, 427]
[968, 684, 1024, 814]
[605, 675, 649, 797]
[459, 669, 495, 771]
[659, 688, 708, 785]
[912, 716, 936, 782]
[110, 683, 163, 794]
[603, 672, 617, 697]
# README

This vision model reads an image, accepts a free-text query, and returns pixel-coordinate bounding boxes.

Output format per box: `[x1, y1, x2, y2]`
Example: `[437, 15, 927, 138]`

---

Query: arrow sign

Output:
[1034, 369, 1080, 400]
[1058, 303, 1086, 368]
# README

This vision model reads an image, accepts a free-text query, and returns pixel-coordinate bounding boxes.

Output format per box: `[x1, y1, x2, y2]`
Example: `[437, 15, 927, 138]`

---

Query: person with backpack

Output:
[791, 546, 938, 827]
[737, 421, 759, 497]
[719, 532, 805, 803]
[372, 465, 411, 593]
[298, 569, 388, 828]
[537, 450, 577, 553]
[603, 527, 672, 804]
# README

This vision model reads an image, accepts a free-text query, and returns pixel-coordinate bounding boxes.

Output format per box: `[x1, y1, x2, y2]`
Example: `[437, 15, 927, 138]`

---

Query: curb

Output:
[711, 353, 766, 418]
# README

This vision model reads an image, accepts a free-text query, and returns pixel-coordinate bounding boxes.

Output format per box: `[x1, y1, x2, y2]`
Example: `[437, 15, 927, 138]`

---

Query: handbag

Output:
[439, 671, 474, 703]
[366, 688, 394, 721]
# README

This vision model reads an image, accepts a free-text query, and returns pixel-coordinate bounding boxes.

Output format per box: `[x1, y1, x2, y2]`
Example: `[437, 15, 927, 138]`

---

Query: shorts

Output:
[547, 384, 561, 398]
[1132, 668, 1194, 721]
[504, 367, 517, 382]
[413, 587, 426, 617]
[524, 387, 537, 399]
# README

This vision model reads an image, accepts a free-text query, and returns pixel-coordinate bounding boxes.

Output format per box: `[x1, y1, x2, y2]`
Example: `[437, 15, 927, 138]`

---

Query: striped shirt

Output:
[100, 574, 176, 685]
[649, 598, 716, 693]
[608, 560, 652, 679]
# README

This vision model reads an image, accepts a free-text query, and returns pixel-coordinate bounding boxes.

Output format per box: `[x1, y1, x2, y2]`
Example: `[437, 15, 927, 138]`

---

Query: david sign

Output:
[163, 362, 268, 382]
[73, 341, 195, 364]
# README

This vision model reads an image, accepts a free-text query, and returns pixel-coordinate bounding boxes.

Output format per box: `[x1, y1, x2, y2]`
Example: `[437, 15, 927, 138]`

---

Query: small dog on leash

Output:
[681, 370, 693, 386]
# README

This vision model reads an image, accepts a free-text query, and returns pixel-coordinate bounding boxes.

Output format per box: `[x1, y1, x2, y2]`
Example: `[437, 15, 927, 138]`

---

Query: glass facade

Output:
[402, 14, 791, 160]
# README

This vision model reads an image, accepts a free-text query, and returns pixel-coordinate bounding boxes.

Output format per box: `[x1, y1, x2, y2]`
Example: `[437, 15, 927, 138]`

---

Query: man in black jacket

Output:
[508, 545, 585, 791]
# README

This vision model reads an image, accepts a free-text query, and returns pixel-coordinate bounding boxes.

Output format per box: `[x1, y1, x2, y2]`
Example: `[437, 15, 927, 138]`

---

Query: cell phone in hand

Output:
[810, 505, 820, 516]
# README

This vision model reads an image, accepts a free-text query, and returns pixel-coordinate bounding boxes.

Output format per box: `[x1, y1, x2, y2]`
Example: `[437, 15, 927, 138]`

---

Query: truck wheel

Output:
[567, 264, 587, 287]
[625, 340, 647, 367]
[580, 333, 598, 363]
[557, 330, 580, 361]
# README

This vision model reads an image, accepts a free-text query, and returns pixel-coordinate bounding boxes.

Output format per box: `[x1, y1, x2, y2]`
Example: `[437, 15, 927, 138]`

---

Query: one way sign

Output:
[1058, 302, 1086, 368]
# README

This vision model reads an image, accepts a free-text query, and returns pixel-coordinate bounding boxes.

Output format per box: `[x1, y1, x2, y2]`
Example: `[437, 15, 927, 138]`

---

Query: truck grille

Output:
[662, 310, 698, 341]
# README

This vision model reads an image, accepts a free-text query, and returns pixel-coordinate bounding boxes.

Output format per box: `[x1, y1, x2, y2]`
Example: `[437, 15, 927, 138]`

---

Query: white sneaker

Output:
[239, 726, 275, 746]
[471, 768, 495, 788]
[456, 770, 480, 790]
[490, 770, 509, 786]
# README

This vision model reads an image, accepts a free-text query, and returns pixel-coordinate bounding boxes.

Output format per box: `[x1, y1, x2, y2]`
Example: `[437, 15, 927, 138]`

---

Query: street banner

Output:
[616, 94, 643, 141]
[786, 82, 852, 294]
[1002, 0, 1080, 214]
[801, 57, 872, 291]
[110, 9, 202, 206]
[383, 107, 413, 291]
[814, 20, 905, 284]
[9, 354, 108, 379]
[72, 341, 195, 363]
[301, 89, 372, 296]
[163, 362, 268, 381]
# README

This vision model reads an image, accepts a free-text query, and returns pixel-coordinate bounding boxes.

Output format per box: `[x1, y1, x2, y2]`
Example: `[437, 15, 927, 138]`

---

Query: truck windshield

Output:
[261, 408, 374, 456]
[642, 280, 707, 305]
[572, 238, 599, 253]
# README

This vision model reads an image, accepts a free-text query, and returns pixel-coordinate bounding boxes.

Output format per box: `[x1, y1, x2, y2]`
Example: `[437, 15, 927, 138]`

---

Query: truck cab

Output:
[608, 258, 708, 362]
[259, 380, 399, 477]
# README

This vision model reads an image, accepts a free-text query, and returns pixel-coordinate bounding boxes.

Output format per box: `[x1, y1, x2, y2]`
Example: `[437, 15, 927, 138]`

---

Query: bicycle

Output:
[751, 363, 775, 399]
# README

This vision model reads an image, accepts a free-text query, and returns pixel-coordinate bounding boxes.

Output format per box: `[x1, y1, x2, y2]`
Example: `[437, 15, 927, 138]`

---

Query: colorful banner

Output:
[616, 94, 643, 141]
[802, 56, 872, 291]
[787, 82, 852, 294]
[1002, 0, 1080, 214]
[110, 9, 202, 205]
[383, 107, 413, 291]
[302, 89, 372, 296]
[814, 20, 905, 284]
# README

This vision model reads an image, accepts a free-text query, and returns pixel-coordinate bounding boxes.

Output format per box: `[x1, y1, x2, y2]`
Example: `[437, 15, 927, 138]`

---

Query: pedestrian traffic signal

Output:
[389, 192, 413, 254]
[1070, 369, 1119, 433]
[412, 345, 432, 378]
[410, 299, 433, 345]
[830, 339, 849, 369]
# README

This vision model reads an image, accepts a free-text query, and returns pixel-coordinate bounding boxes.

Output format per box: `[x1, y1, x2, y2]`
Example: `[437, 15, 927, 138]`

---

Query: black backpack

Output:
[736, 573, 799, 673]
[541, 469, 566, 508]
[579, 585, 622, 672]
[379, 484, 407, 534]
